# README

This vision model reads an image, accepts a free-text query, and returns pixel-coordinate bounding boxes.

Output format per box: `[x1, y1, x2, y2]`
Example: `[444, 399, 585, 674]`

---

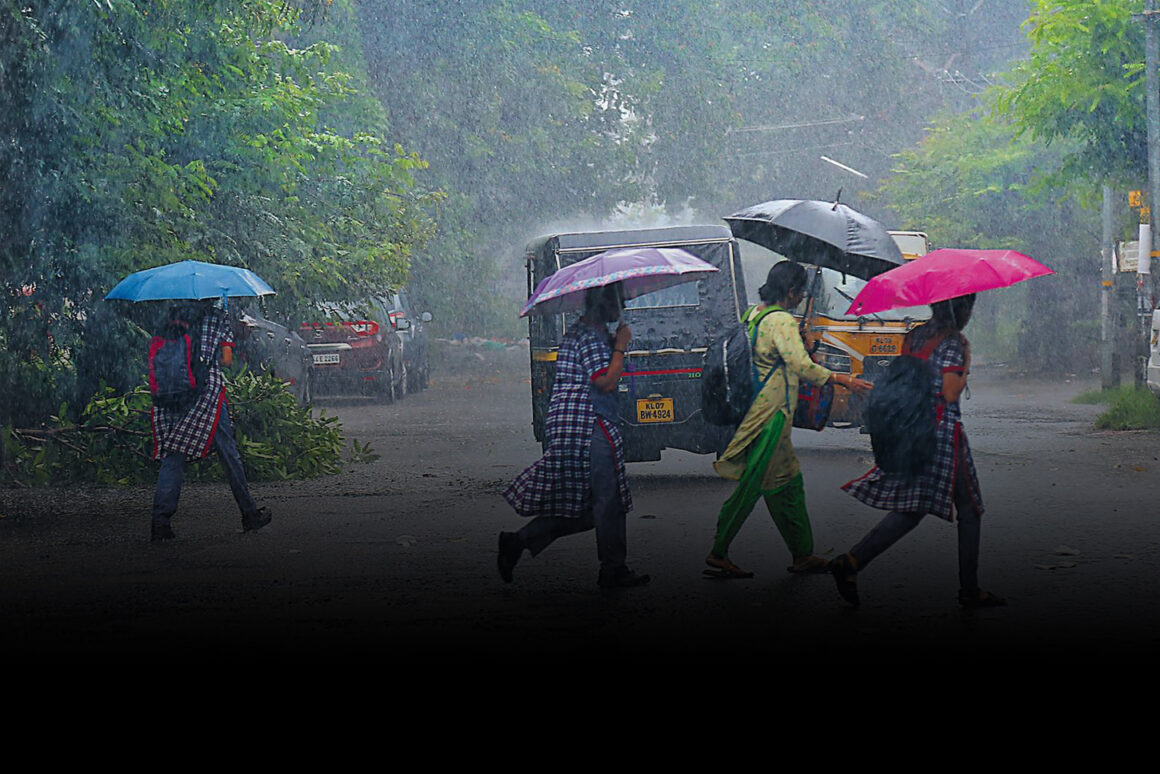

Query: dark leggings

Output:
[151, 406, 258, 525]
[849, 465, 981, 593]
[515, 422, 627, 571]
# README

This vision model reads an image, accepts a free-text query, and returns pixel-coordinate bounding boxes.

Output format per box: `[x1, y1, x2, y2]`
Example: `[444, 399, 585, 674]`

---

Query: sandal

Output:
[787, 555, 828, 574]
[958, 589, 1006, 609]
[704, 553, 754, 579]
[828, 553, 860, 606]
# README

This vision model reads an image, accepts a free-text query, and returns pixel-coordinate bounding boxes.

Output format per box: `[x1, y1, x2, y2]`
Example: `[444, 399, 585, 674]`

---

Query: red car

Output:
[300, 297, 408, 402]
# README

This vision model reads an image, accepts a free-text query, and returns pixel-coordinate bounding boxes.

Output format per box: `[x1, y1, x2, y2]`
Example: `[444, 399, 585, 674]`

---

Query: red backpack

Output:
[148, 318, 207, 411]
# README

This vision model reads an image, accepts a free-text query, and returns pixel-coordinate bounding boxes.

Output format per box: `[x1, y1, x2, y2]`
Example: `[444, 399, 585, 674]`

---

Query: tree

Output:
[0, 1, 434, 429]
[357, 0, 650, 333]
[879, 109, 1100, 369]
[995, 0, 1148, 185]
[353, 1, 1037, 336]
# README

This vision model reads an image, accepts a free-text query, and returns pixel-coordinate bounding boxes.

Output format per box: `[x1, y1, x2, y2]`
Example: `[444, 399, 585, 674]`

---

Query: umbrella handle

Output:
[799, 267, 823, 355]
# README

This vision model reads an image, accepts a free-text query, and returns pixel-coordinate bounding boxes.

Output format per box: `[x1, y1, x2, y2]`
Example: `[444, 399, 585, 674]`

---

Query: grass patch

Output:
[1072, 387, 1114, 405]
[1083, 386, 1160, 429]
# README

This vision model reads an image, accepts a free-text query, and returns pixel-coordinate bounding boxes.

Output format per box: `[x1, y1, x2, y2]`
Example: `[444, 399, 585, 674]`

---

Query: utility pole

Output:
[1147, 1, 1160, 257]
[1134, 1, 1160, 387]
[1143, 1, 1160, 386]
[1102, 185, 1118, 389]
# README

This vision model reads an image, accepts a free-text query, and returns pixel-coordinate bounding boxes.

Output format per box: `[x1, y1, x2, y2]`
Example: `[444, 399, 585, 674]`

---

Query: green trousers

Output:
[712, 410, 814, 558]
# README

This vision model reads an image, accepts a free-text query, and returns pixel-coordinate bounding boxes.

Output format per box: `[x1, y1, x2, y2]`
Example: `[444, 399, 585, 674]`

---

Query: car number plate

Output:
[637, 397, 674, 423]
[313, 353, 341, 365]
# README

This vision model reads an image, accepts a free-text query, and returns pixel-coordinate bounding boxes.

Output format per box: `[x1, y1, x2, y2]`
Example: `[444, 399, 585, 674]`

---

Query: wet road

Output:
[2, 349, 1159, 662]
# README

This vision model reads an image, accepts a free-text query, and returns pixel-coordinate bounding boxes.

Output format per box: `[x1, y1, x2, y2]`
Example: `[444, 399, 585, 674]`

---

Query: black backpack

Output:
[148, 317, 208, 411]
[701, 306, 779, 426]
[865, 331, 951, 475]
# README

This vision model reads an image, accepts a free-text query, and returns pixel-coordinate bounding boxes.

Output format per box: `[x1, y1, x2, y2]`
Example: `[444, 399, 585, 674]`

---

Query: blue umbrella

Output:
[105, 260, 275, 302]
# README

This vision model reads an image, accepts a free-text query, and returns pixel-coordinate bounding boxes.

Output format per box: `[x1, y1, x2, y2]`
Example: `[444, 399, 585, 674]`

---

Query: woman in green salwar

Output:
[707, 261, 872, 577]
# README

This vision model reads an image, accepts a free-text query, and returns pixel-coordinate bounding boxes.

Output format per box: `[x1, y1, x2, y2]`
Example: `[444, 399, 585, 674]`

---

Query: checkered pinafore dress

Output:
[842, 331, 983, 522]
[150, 310, 231, 460]
[503, 323, 632, 518]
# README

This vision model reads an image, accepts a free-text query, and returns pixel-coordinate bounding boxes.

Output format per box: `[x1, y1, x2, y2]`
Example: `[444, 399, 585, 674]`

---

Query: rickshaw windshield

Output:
[742, 248, 928, 321]
[812, 269, 929, 322]
[625, 281, 701, 310]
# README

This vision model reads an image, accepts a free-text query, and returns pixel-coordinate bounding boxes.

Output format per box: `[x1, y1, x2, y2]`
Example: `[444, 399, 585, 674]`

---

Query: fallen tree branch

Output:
[13, 425, 149, 438]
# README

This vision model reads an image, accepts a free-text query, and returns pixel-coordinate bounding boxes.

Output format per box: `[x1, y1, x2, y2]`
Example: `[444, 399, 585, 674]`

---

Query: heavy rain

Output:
[1, 1, 1158, 662]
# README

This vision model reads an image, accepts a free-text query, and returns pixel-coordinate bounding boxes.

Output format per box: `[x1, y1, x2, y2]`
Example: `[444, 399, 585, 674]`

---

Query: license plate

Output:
[637, 397, 674, 423]
[313, 353, 341, 365]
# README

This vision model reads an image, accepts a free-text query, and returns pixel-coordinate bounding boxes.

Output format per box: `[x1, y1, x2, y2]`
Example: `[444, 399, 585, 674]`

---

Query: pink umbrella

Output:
[845, 248, 1054, 317]
[520, 247, 718, 317]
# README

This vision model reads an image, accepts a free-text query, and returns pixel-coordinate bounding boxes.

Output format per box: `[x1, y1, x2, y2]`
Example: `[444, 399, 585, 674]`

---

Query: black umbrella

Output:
[724, 198, 905, 279]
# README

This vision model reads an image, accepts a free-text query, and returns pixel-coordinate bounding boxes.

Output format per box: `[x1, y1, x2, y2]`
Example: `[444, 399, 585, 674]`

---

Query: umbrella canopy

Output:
[520, 247, 718, 317]
[105, 260, 275, 302]
[845, 248, 1054, 317]
[725, 198, 905, 279]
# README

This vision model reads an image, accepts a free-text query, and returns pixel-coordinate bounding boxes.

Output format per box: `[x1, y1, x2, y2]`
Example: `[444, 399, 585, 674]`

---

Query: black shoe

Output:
[242, 506, 272, 532]
[497, 531, 522, 583]
[828, 553, 860, 607]
[598, 566, 651, 588]
[151, 523, 175, 542]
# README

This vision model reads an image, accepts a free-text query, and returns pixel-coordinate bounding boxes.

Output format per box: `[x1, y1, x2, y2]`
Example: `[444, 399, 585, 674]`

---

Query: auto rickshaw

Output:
[524, 225, 746, 461]
[738, 231, 932, 426]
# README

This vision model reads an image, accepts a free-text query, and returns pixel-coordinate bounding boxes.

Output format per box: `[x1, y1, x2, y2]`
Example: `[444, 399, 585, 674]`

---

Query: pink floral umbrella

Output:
[845, 248, 1054, 317]
[520, 247, 718, 317]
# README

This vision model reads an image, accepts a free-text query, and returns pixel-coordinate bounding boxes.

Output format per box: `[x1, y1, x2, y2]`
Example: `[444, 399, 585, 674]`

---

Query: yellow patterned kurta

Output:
[713, 306, 832, 491]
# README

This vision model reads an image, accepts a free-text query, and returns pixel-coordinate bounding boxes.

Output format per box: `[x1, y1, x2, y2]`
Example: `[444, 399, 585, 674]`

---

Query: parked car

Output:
[300, 297, 407, 402]
[232, 309, 314, 405]
[388, 290, 433, 392]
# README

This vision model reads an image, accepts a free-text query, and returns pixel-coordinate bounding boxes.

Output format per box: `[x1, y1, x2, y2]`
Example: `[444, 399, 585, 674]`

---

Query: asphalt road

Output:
[3, 347, 1158, 662]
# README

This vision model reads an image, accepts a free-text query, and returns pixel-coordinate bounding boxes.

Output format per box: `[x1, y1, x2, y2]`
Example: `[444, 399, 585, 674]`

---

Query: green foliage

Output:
[0, 0, 1047, 434]
[358, 1, 1025, 334]
[1073, 387, 1114, 404]
[359, 0, 641, 333]
[1072, 385, 1160, 429]
[347, 438, 381, 464]
[1, 370, 358, 487]
[0, 0, 434, 432]
[1083, 386, 1160, 429]
[878, 110, 1100, 371]
[3, 382, 157, 487]
[994, 0, 1148, 185]
[880, 112, 1090, 249]
[217, 368, 347, 480]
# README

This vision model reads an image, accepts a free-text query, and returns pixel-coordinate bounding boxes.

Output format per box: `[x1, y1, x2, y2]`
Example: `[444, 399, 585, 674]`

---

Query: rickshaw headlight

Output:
[815, 343, 851, 373]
